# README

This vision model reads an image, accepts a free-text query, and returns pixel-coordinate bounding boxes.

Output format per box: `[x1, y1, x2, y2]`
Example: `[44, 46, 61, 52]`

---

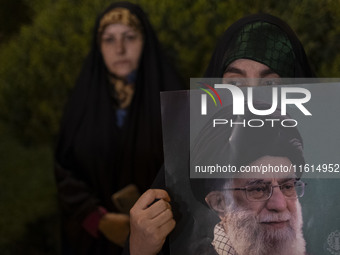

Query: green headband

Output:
[223, 21, 296, 77]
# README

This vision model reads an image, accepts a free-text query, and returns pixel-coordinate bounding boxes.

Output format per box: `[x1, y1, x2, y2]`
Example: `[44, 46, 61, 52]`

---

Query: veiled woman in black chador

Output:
[54, 2, 182, 254]
[190, 13, 315, 255]
[123, 13, 315, 255]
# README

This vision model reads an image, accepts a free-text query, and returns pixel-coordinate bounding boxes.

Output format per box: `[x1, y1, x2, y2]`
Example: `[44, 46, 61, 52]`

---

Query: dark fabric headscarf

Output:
[204, 13, 315, 78]
[54, 2, 182, 254]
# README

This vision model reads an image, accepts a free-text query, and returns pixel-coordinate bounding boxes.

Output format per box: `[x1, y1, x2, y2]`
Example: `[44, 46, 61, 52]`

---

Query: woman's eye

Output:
[229, 80, 245, 87]
[125, 34, 137, 41]
[264, 80, 275, 86]
[102, 37, 115, 43]
[261, 79, 281, 86]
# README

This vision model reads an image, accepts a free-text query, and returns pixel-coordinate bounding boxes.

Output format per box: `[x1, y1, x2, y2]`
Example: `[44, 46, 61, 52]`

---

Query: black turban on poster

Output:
[54, 2, 182, 254]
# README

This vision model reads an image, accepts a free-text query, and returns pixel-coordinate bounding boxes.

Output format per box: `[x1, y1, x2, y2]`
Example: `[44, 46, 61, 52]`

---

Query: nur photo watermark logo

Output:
[196, 82, 312, 128]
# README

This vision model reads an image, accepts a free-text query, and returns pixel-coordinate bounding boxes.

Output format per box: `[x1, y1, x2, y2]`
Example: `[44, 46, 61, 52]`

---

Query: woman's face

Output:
[100, 23, 143, 79]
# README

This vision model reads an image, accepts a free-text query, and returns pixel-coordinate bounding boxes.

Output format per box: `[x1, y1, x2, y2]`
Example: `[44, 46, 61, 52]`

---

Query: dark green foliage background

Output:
[0, 0, 339, 254]
[1, 0, 340, 144]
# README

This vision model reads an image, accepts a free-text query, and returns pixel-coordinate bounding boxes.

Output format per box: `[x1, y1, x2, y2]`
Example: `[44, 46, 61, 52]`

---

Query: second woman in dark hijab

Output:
[54, 2, 182, 255]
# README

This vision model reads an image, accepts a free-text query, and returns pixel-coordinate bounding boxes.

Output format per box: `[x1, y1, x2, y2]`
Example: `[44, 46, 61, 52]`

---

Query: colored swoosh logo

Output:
[198, 82, 223, 106]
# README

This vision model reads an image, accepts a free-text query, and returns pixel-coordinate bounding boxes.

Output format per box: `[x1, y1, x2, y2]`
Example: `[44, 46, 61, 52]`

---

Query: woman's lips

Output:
[113, 60, 130, 66]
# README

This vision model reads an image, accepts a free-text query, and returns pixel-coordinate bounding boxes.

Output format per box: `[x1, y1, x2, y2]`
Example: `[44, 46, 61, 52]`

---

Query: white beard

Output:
[220, 201, 306, 255]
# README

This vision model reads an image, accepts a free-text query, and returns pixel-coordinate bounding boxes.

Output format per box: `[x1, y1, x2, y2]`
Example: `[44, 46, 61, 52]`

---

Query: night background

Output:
[0, 0, 339, 254]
